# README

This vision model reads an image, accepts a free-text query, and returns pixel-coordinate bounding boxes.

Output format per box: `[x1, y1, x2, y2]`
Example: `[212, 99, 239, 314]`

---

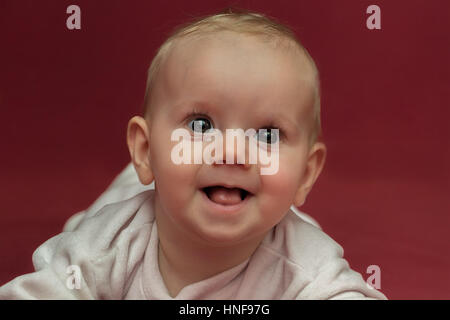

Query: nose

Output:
[213, 129, 251, 169]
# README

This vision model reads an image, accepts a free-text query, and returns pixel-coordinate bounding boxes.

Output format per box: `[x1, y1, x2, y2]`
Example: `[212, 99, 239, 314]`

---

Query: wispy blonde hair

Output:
[143, 8, 322, 144]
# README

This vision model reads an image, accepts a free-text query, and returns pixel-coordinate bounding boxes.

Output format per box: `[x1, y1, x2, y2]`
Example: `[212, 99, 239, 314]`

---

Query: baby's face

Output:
[146, 33, 322, 245]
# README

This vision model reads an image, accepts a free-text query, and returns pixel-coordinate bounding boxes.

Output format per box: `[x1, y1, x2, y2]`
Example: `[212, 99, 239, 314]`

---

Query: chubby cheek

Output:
[150, 133, 199, 215]
[259, 155, 305, 221]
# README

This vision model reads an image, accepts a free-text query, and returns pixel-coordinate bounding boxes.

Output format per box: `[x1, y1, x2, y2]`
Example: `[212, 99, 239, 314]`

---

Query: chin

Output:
[189, 220, 266, 247]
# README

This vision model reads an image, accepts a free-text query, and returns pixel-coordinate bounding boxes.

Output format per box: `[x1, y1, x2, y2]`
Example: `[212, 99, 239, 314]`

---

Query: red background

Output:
[0, 0, 449, 299]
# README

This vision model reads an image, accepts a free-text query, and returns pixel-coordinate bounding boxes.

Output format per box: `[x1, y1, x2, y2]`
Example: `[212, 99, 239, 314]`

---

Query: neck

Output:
[153, 196, 266, 298]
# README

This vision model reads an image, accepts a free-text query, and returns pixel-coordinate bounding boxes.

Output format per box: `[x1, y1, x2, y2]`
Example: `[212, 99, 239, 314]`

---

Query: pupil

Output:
[258, 129, 278, 144]
[193, 118, 211, 133]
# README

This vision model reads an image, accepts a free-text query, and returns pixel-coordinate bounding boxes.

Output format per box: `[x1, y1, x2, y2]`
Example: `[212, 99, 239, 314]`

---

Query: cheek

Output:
[260, 155, 305, 210]
[149, 129, 199, 211]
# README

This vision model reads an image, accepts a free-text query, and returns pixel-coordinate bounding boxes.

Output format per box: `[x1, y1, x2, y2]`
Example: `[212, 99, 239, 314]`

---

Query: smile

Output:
[200, 186, 252, 214]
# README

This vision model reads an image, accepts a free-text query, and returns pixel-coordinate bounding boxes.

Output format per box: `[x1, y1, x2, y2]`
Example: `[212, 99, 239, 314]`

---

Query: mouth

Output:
[201, 186, 251, 205]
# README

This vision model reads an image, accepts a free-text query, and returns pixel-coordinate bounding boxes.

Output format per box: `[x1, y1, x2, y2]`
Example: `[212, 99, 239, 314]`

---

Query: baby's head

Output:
[127, 10, 326, 246]
[144, 10, 322, 146]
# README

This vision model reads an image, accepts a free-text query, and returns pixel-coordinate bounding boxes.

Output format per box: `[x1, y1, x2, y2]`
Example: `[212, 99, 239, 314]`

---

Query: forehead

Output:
[153, 32, 316, 124]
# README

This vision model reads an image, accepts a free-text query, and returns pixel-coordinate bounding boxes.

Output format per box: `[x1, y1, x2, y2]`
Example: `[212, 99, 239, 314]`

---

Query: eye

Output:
[257, 128, 280, 144]
[188, 117, 213, 133]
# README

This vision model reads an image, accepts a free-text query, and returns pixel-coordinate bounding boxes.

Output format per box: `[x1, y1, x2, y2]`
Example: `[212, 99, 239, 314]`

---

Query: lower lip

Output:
[200, 189, 251, 216]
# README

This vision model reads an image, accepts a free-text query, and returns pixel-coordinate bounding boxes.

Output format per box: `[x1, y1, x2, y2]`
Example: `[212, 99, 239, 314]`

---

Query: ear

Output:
[293, 142, 327, 207]
[127, 116, 154, 185]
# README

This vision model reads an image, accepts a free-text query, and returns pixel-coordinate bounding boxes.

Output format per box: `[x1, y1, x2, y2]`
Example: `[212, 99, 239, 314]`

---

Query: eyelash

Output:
[262, 122, 285, 139]
[185, 111, 214, 130]
[183, 110, 286, 139]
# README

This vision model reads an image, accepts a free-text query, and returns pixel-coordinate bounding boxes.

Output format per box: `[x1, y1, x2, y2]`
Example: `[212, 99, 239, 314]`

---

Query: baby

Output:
[0, 10, 387, 299]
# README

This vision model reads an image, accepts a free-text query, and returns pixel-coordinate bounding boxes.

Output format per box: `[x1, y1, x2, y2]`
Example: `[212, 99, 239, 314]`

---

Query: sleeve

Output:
[62, 163, 152, 232]
[0, 234, 96, 299]
[279, 214, 388, 300]
[0, 191, 153, 300]
[296, 256, 388, 300]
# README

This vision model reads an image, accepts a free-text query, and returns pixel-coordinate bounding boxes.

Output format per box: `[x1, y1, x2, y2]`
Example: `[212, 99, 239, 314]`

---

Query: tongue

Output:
[207, 187, 242, 205]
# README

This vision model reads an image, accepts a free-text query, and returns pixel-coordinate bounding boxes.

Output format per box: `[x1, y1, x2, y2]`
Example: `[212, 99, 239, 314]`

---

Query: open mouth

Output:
[201, 186, 251, 205]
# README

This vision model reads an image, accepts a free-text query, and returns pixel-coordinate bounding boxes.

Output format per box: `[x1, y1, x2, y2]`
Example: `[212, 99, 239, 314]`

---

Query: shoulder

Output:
[257, 210, 387, 299]
[30, 190, 155, 299]
[46, 190, 155, 266]
[260, 210, 344, 278]
[70, 190, 155, 248]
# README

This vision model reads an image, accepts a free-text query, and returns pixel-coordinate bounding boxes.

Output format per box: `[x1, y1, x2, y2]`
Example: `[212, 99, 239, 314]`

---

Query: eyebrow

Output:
[262, 114, 299, 134]
[174, 100, 213, 112]
[173, 100, 222, 118]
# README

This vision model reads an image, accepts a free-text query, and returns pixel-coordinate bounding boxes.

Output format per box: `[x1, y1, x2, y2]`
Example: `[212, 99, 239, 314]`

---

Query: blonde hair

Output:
[143, 8, 322, 144]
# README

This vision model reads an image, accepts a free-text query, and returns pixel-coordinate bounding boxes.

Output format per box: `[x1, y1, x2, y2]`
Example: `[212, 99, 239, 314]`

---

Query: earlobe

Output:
[293, 142, 327, 207]
[294, 185, 307, 207]
[127, 116, 154, 185]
